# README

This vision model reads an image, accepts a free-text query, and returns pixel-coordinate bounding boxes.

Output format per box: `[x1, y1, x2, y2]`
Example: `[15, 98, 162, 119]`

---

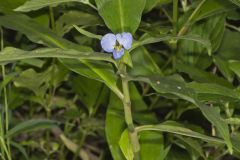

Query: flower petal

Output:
[101, 33, 116, 52]
[113, 48, 124, 59]
[116, 32, 133, 50]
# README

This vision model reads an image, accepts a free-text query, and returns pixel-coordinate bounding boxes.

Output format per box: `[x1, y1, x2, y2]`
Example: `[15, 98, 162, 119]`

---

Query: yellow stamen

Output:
[114, 41, 122, 52]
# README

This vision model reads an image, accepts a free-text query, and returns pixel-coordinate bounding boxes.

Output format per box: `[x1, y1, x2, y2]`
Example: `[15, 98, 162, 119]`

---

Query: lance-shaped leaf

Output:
[0, 14, 88, 50]
[136, 121, 224, 144]
[7, 119, 57, 137]
[95, 0, 146, 33]
[0, 14, 123, 99]
[0, 47, 115, 64]
[128, 75, 233, 153]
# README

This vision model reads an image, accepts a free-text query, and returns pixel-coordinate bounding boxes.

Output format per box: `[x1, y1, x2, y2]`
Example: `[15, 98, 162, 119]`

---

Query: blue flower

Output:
[101, 32, 133, 59]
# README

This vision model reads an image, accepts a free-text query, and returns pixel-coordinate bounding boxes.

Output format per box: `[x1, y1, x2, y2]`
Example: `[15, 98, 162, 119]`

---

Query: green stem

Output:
[226, 23, 240, 32]
[173, 0, 178, 36]
[0, 138, 11, 160]
[47, 7, 57, 151]
[162, 8, 173, 23]
[120, 65, 140, 160]
[0, 27, 11, 160]
[0, 114, 5, 158]
[49, 6, 56, 32]
[2, 67, 8, 131]
[172, 0, 179, 51]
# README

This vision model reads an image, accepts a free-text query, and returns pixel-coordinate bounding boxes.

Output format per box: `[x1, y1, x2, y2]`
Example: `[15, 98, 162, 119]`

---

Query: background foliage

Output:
[0, 0, 240, 160]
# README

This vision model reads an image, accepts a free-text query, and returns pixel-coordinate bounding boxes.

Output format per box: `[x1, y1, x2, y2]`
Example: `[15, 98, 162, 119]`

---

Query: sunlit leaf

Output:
[119, 129, 133, 160]
[95, 0, 146, 33]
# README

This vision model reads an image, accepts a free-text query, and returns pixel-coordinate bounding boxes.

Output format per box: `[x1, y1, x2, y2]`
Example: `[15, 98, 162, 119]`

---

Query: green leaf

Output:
[136, 121, 224, 144]
[60, 59, 123, 99]
[175, 62, 233, 88]
[131, 34, 212, 56]
[14, 0, 96, 12]
[122, 50, 133, 68]
[0, 47, 115, 64]
[144, 0, 171, 13]
[218, 29, 240, 60]
[0, 14, 89, 50]
[0, 73, 17, 96]
[13, 68, 51, 97]
[213, 56, 234, 82]
[56, 11, 101, 36]
[0, 137, 11, 160]
[178, 14, 225, 67]
[7, 119, 57, 137]
[70, 75, 107, 115]
[140, 131, 166, 160]
[131, 84, 167, 160]
[129, 47, 162, 76]
[10, 141, 29, 160]
[187, 82, 240, 102]
[20, 58, 45, 68]
[73, 25, 102, 40]
[95, 0, 146, 33]
[106, 91, 125, 160]
[119, 129, 133, 160]
[128, 75, 233, 153]
[232, 134, 240, 154]
[0, 14, 123, 99]
[175, 136, 205, 159]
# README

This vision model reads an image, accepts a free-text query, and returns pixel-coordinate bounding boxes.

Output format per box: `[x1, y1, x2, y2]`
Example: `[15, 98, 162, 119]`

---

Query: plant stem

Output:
[162, 8, 173, 23]
[173, 0, 178, 36]
[1, 27, 11, 160]
[172, 0, 179, 52]
[226, 23, 240, 32]
[120, 64, 140, 160]
[49, 6, 56, 32]
[0, 114, 5, 158]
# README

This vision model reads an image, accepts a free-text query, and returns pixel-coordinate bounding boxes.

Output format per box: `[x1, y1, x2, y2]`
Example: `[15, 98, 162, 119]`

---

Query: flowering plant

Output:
[0, 0, 240, 159]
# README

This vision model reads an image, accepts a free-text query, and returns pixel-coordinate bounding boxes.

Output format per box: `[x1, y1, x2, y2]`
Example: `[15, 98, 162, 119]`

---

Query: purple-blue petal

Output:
[101, 33, 116, 52]
[116, 32, 133, 50]
[113, 48, 124, 59]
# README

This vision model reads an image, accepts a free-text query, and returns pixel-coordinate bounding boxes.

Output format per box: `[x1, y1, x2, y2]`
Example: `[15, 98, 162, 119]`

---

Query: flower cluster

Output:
[101, 32, 133, 59]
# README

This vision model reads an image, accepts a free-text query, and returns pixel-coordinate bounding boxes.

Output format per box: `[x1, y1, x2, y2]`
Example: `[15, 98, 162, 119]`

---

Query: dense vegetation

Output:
[0, 0, 240, 159]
